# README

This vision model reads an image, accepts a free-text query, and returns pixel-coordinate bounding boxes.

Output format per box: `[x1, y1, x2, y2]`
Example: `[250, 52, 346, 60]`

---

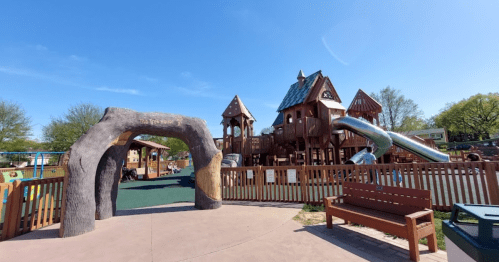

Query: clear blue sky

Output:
[1, 1, 498, 141]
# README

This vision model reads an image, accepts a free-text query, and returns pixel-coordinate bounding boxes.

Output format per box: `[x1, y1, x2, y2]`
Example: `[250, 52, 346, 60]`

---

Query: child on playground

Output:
[392, 162, 403, 187]
[361, 146, 379, 184]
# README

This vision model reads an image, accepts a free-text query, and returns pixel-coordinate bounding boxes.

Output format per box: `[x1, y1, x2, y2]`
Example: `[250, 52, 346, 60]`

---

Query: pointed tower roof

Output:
[297, 70, 305, 79]
[347, 89, 382, 114]
[222, 95, 256, 121]
[277, 70, 322, 112]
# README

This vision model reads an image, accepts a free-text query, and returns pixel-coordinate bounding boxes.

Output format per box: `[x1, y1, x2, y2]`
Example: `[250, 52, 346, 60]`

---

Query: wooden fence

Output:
[221, 161, 499, 211]
[0, 177, 64, 241]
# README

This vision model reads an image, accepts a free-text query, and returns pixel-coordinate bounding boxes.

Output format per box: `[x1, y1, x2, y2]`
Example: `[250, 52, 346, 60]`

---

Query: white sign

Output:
[288, 169, 297, 183]
[266, 169, 275, 183]
[247, 170, 253, 179]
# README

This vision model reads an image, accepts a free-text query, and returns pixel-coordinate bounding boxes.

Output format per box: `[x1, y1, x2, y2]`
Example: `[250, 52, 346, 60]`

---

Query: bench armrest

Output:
[405, 209, 433, 221]
[323, 195, 344, 207]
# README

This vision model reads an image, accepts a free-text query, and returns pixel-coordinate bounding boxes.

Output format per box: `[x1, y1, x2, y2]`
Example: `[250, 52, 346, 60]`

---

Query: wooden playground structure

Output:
[217, 70, 480, 166]
[124, 139, 189, 180]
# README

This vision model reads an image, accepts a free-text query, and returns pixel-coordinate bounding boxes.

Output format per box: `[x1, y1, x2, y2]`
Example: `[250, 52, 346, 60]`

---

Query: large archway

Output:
[59, 108, 222, 238]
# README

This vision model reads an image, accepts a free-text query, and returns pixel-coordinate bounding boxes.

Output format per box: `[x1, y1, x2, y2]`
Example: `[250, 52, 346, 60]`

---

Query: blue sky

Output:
[1, 1, 498, 141]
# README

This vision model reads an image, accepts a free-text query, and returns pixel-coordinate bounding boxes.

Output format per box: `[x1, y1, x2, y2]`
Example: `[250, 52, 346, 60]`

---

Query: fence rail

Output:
[0, 176, 64, 241]
[221, 161, 499, 211]
[0, 166, 65, 180]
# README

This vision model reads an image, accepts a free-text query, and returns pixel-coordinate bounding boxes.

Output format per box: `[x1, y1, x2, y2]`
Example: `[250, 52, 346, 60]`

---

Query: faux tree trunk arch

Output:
[59, 108, 222, 238]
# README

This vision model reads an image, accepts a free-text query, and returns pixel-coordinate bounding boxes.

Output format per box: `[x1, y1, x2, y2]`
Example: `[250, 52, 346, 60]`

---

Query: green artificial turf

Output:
[116, 166, 195, 210]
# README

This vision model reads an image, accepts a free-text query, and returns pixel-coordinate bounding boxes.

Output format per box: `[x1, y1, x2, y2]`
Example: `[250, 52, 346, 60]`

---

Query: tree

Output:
[397, 116, 426, 132]
[165, 137, 189, 159]
[371, 86, 424, 131]
[435, 93, 499, 140]
[260, 126, 274, 135]
[43, 103, 103, 151]
[0, 99, 31, 150]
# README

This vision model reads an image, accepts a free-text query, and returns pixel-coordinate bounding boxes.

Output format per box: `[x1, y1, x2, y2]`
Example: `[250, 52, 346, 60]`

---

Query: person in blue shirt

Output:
[392, 162, 403, 187]
[361, 147, 379, 184]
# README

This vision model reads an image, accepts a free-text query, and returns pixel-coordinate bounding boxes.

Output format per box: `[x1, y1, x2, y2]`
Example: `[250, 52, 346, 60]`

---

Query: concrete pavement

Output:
[0, 202, 447, 262]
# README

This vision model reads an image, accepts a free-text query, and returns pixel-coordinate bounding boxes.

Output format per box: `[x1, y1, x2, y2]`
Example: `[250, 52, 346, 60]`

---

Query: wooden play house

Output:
[219, 70, 444, 166]
[125, 140, 170, 179]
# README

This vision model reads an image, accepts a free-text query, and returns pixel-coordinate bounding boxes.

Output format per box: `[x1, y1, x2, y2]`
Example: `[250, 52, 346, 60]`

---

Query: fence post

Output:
[59, 163, 69, 238]
[257, 166, 262, 201]
[412, 162, 421, 190]
[461, 151, 466, 162]
[300, 165, 306, 204]
[354, 164, 360, 183]
[4, 180, 23, 239]
[484, 162, 499, 205]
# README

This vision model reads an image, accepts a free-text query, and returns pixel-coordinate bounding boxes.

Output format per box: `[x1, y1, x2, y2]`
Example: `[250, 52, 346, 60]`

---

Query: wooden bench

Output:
[324, 182, 438, 261]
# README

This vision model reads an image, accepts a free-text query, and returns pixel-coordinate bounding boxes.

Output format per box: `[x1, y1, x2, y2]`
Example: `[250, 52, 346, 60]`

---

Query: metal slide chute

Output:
[386, 131, 450, 162]
[331, 116, 450, 163]
[331, 116, 393, 159]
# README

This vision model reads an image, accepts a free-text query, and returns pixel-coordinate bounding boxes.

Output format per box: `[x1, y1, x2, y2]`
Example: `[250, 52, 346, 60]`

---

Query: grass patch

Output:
[293, 204, 327, 225]
[302, 203, 325, 212]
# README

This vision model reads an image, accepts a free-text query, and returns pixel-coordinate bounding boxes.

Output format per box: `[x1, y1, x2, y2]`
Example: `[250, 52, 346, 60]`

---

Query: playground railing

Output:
[221, 161, 499, 211]
[0, 176, 64, 241]
[0, 166, 66, 180]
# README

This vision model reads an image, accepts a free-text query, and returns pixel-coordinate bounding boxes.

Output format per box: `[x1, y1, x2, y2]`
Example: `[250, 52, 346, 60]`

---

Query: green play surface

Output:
[116, 166, 195, 210]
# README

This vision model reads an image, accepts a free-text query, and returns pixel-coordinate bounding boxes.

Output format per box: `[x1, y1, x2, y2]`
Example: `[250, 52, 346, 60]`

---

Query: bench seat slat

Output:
[344, 182, 431, 199]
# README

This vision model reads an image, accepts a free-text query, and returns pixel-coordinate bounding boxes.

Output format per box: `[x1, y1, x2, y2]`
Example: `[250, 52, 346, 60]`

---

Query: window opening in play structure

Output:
[296, 110, 301, 119]
[286, 114, 293, 124]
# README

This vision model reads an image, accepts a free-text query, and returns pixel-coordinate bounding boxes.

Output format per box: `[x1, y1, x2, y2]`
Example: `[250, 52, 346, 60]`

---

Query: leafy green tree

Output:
[165, 137, 189, 159]
[141, 135, 189, 159]
[397, 116, 426, 132]
[43, 103, 103, 151]
[0, 99, 31, 150]
[435, 93, 499, 140]
[371, 86, 423, 131]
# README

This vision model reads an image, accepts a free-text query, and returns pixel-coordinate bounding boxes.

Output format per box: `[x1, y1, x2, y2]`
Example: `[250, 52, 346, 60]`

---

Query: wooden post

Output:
[413, 162, 421, 190]
[222, 119, 227, 155]
[484, 162, 499, 205]
[157, 149, 161, 176]
[5, 180, 23, 239]
[145, 148, 150, 179]
[461, 150, 465, 162]
[138, 148, 142, 168]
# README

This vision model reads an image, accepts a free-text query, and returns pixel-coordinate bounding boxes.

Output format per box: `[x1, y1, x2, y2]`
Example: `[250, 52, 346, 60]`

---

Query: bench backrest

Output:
[343, 182, 432, 216]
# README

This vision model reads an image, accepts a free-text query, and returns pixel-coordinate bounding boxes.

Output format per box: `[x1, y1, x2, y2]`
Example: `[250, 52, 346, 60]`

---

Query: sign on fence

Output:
[266, 169, 274, 183]
[288, 169, 296, 183]
[247, 170, 253, 179]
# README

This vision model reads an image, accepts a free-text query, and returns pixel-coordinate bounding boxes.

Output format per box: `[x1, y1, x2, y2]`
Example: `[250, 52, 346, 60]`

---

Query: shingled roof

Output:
[347, 89, 382, 114]
[276, 70, 322, 112]
[272, 112, 284, 126]
[222, 95, 256, 121]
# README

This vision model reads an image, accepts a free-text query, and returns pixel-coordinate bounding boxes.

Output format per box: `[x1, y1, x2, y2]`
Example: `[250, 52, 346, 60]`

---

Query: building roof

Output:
[347, 89, 382, 114]
[320, 100, 346, 110]
[222, 95, 256, 121]
[276, 70, 322, 112]
[405, 128, 446, 136]
[272, 112, 284, 126]
[131, 140, 170, 150]
[297, 70, 305, 78]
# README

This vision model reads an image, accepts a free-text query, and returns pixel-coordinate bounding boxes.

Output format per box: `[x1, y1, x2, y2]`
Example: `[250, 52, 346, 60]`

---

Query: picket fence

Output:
[221, 161, 499, 211]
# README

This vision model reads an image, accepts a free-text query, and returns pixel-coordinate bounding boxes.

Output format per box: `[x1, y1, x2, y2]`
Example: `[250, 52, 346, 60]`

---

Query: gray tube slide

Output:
[331, 116, 392, 159]
[331, 116, 450, 163]
[386, 131, 450, 162]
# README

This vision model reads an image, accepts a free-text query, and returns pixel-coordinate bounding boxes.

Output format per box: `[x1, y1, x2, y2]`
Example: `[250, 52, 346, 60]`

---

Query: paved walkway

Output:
[0, 202, 447, 262]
